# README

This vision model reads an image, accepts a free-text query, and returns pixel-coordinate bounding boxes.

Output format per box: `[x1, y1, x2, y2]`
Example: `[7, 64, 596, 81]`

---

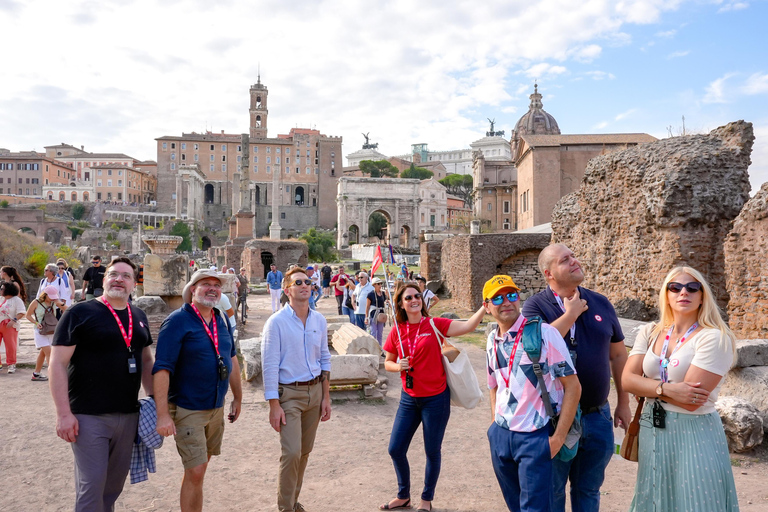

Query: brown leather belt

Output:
[582, 400, 608, 415]
[281, 376, 321, 386]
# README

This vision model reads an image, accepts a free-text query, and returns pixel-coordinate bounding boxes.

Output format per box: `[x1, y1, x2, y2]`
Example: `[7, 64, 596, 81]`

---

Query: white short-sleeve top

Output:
[630, 323, 733, 415]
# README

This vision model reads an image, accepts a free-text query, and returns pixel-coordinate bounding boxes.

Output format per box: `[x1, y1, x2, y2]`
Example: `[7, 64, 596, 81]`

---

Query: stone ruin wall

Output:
[441, 233, 551, 307]
[552, 121, 754, 320]
[724, 183, 768, 338]
[240, 240, 308, 283]
[420, 241, 443, 281]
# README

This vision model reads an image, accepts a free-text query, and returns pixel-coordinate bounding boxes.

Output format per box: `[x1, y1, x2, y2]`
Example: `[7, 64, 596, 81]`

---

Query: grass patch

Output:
[454, 330, 489, 349]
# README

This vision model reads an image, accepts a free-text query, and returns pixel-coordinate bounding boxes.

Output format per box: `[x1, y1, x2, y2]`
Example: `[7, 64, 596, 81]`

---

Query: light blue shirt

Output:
[266, 270, 283, 290]
[261, 304, 331, 400]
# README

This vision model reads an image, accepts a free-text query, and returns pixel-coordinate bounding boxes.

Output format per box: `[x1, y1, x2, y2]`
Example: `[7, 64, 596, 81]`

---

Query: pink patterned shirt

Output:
[486, 315, 576, 432]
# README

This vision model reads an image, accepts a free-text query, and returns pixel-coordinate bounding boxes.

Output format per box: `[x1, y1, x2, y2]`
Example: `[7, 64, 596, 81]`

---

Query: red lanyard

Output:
[190, 303, 220, 356]
[102, 298, 133, 350]
[493, 318, 526, 389]
[398, 318, 425, 361]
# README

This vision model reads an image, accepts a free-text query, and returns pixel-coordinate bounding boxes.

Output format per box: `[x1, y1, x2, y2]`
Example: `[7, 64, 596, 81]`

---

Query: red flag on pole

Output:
[371, 245, 383, 276]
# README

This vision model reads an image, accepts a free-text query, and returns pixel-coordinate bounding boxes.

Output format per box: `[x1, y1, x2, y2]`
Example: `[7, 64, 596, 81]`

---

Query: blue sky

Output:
[1, 0, 766, 190]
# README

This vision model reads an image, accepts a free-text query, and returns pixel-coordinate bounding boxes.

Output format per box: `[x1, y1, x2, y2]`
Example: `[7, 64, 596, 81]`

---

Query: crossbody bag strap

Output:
[523, 318, 556, 419]
[429, 317, 446, 347]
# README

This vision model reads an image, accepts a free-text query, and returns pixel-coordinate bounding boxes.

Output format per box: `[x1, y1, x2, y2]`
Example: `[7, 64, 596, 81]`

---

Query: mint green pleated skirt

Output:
[629, 402, 739, 512]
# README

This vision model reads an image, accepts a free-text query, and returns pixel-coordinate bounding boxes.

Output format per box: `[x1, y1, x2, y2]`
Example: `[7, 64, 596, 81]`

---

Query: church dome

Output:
[513, 84, 560, 137]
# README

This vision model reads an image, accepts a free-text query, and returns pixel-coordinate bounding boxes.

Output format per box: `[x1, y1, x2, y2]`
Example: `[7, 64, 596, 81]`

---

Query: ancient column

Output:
[269, 150, 282, 240]
[175, 175, 182, 218]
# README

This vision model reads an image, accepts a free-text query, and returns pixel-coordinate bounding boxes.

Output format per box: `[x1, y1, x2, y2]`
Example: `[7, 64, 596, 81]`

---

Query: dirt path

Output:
[1, 294, 767, 511]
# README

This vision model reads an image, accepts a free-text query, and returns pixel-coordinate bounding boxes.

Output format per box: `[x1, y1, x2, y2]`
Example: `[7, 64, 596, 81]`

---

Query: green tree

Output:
[368, 212, 388, 237]
[299, 228, 337, 261]
[71, 203, 86, 220]
[170, 221, 192, 252]
[439, 173, 474, 206]
[401, 163, 433, 180]
[0, 200, 9, 208]
[359, 159, 399, 178]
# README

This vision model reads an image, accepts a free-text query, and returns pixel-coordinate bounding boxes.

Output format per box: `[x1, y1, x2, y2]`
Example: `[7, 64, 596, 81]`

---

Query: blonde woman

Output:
[621, 266, 739, 511]
[25, 285, 67, 381]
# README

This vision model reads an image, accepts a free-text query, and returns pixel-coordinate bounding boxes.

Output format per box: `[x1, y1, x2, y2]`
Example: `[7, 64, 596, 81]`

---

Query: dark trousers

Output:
[335, 294, 343, 315]
[388, 387, 451, 502]
[71, 412, 139, 512]
[488, 422, 553, 512]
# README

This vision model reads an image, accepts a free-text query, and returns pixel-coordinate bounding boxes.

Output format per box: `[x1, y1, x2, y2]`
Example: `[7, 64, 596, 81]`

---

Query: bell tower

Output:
[249, 75, 268, 139]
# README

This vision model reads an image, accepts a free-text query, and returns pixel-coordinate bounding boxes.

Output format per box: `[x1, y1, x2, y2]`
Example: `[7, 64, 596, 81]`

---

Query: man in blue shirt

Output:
[153, 269, 242, 512]
[261, 266, 332, 512]
[521, 244, 630, 512]
[267, 264, 284, 313]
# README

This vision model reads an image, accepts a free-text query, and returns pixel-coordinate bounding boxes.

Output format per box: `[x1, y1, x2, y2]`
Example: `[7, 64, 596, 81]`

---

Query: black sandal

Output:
[379, 498, 411, 510]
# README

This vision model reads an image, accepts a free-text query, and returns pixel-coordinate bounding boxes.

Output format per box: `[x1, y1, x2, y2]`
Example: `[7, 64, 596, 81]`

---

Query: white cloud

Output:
[520, 63, 568, 79]
[615, 108, 638, 120]
[703, 73, 737, 104]
[667, 50, 690, 59]
[717, 0, 749, 13]
[742, 73, 768, 95]
[655, 29, 677, 37]
[593, 121, 610, 130]
[584, 71, 616, 80]
[749, 123, 768, 190]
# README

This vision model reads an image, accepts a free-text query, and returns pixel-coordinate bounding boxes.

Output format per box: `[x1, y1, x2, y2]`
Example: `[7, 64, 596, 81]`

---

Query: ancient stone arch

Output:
[336, 177, 421, 249]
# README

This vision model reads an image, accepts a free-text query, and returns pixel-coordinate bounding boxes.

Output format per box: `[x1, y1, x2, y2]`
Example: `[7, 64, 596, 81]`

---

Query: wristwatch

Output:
[655, 382, 664, 397]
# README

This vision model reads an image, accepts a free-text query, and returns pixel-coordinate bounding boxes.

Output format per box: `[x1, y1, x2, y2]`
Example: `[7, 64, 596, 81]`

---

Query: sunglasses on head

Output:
[403, 293, 422, 302]
[487, 292, 519, 306]
[291, 279, 313, 287]
[667, 282, 702, 294]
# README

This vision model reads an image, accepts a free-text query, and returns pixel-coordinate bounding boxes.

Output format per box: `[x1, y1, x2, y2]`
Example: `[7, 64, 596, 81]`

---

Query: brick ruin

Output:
[240, 239, 308, 282]
[724, 183, 768, 338]
[439, 233, 551, 307]
[551, 121, 754, 320]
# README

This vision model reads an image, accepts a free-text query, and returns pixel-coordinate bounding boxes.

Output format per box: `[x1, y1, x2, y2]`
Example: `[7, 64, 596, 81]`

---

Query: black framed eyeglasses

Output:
[667, 282, 702, 294]
[292, 279, 313, 287]
[488, 292, 519, 306]
[403, 293, 423, 302]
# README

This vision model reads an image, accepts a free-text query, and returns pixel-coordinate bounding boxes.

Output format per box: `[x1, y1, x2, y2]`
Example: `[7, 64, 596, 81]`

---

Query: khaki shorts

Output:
[169, 403, 225, 469]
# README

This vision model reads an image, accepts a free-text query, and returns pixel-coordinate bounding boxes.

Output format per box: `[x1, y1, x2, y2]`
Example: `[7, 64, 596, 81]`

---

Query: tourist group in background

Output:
[0, 244, 740, 512]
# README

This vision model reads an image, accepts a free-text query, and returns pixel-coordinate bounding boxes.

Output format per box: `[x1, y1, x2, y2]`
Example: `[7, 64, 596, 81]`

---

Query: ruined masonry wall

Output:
[420, 241, 443, 281]
[551, 121, 754, 319]
[725, 182, 768, 338]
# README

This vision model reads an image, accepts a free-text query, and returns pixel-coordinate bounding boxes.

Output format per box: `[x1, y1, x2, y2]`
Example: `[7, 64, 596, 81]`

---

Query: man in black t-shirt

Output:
[50, 257, 154, 512]
[81, 255, 107, 301]
[320, 262, 332, 298]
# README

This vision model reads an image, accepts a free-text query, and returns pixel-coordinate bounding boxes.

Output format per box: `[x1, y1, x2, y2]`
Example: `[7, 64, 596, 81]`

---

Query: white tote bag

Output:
[429, 319, 483, 409]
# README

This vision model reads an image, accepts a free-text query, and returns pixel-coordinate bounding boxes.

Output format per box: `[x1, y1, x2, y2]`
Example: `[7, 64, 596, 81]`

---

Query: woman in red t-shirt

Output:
[379, 283, 485, 512]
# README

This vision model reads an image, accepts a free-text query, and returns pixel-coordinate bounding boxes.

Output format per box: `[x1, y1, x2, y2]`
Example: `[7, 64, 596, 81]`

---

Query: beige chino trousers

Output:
[277, 382, 322, 512]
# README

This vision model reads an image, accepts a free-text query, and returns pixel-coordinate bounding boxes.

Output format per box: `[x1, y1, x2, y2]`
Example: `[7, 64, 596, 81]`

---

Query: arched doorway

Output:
[348, 225, 359, 244]
[201, 236, 212, 251]
[367, 209, 392, 243]
[18, 227, 36, 237]
[261, 251, 274, 279]
[48, 192, 53, 200]
[45, 227, 63, 243]
[294, 186, 304, 205]
[204, 184, 214, 204]
[254, 185, 261, 205]
[83, 192, 89, 201]
[71, 192, 77, 202]
[59, 192, 65, 201]
[400, 225, 411, 247]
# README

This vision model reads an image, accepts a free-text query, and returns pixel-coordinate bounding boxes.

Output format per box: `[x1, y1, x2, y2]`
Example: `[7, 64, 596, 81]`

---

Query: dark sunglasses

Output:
[403, 293, 423, 302]
[667, 282, 702, 294]
[291, 279, 313, 287]
[488, 292, 519, 306]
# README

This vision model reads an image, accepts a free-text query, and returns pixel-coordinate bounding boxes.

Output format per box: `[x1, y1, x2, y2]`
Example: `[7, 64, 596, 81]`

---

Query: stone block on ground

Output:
[325, 314, 350, 323]
[332, 324, 380, 355]
[714, 396, 764, 453]
[133, 296, 170, 316]
[440, 312, 459, 319]
[734, 339, 768, 368]
[619, 319, 651, 349]
[143, 253, 189, 297]
[329, 354, 379, 386]
[720, 366, 768, 430]
[484, 322, 498, 338]
[240, 337, 262, 384]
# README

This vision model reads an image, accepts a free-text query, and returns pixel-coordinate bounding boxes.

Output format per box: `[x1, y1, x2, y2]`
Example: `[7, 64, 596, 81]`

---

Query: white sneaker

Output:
[8, 364, 16, 374]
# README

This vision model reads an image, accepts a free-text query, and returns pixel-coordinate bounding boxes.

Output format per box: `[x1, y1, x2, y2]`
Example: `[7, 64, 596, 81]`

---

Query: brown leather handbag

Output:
[620, 397, 645, 462]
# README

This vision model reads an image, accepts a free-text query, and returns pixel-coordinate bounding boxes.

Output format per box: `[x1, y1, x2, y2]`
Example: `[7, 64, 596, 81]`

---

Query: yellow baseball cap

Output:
[482, 275, 520, 301]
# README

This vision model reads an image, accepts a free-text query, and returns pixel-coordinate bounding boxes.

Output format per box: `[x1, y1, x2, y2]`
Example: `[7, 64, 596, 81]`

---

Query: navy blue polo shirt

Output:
[522, 286, 623, 410]
[153, 303, 236, 411]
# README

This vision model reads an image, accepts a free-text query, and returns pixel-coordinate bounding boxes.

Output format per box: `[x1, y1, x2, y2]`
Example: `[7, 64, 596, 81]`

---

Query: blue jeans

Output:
[551, 401, 614, 512]
[342, 306, 354, 323]
[369, 317, 384, 345]
[388, 387, 451, 502]
[354, 313, 366, 329]
[488, 422, 553, 512]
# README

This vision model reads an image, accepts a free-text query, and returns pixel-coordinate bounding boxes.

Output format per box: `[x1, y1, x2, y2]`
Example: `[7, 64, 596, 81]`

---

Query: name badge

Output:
[128, 356, 137, 374]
